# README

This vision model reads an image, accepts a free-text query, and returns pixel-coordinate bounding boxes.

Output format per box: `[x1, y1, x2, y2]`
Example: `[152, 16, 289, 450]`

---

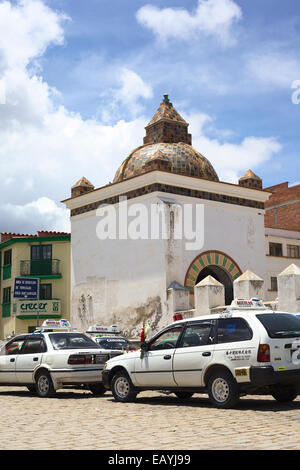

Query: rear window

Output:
[49, 333, 101, 350]
[256, 314, 300, 338]
[96, 338, 129, 350]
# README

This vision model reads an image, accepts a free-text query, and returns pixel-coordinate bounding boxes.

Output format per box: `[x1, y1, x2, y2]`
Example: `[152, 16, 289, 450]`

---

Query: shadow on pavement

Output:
[0, 387, 111, 400]
[107, 393, 300, 412]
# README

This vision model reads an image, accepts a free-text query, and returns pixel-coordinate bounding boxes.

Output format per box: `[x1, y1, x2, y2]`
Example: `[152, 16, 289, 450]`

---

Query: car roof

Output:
[172, 309, 294, 326]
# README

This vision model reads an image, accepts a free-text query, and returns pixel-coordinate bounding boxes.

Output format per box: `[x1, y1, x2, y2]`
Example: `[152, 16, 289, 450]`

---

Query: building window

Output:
[40, 284, 52, 300]
[271, 277, 278, 292]
[3, 287, 11, 304]
[2, 287, 11, 317]
[31, 245, 52, 260]
[287, 244, 300, 258]
[3, 249, 12, 266]
[2, 249, 12, 280]
[269, 243, 283, 257]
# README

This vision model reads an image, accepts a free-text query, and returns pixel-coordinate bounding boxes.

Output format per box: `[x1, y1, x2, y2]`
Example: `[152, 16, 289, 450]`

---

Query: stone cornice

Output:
[63, 170, 271, 211]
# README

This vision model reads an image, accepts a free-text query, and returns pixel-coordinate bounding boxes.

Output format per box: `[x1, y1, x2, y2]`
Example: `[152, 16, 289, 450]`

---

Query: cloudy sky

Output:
[1, 0, 300, 234]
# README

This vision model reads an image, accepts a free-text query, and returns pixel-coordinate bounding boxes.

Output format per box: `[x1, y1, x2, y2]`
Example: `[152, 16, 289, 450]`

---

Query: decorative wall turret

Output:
[239, 170, 262, 189]
[71, 177, 94, 198]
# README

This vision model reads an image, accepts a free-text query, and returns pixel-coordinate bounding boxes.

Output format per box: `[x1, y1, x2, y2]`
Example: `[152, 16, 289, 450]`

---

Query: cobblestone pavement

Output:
[0, 387, 299, 450]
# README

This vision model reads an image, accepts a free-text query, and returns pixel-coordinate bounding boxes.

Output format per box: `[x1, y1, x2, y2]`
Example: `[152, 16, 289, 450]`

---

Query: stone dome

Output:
[113, 95, 219, 184]
[113, 142, 219, 183]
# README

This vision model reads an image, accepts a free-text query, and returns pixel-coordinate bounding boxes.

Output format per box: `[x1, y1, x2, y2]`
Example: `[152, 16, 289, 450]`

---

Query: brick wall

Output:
[264, 182, 300, 231]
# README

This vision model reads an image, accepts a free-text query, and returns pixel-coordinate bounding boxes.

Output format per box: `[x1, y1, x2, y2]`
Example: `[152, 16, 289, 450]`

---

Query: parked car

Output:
[102, 299, 300, 408]
[0, 319, 107, 397]
[93, 336, 137, 353]
[86, 324, 137, 358]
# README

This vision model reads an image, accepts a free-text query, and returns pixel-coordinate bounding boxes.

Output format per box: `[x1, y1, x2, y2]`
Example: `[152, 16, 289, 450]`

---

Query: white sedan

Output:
[0, 331, 109, 397]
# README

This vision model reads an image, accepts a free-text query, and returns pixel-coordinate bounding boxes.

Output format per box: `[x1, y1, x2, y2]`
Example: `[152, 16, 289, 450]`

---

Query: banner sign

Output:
[13, 277, 39, 299]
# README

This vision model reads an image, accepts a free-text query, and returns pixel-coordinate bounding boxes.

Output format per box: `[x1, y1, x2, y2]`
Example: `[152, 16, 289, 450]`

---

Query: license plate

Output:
[94, 354, 109, 364]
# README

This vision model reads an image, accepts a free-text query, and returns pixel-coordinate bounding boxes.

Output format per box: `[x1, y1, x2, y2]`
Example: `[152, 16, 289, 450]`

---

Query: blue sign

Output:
[13, 278, 39, 299]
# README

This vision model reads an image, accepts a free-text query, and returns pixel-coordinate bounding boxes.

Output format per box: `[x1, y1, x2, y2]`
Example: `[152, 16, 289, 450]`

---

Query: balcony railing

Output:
[20, 259, 61, 277]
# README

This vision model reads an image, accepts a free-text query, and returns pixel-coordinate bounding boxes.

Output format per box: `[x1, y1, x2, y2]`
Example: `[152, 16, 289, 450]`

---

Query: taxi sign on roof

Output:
[87, 324, 120, 334]
[230, 298, 267, 310]
[34, 319, 74, 332]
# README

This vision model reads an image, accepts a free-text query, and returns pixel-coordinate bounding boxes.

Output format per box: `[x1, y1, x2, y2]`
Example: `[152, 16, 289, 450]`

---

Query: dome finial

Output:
[163, 93, 170, 104]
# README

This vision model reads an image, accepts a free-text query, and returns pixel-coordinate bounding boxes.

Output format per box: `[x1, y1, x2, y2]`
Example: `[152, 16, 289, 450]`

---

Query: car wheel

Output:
[88, 384, 106, 396]
[270, 385, 298, 403]
[207, 369, 240, 409]
[111, 371, 137, 403]
[35, 370, 55, 398]
[174, 392, 194, 400]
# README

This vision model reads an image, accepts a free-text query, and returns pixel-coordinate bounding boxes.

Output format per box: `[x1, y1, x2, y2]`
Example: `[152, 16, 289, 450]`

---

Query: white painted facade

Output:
[265, 227, 300, 301]
[64, 171, 270, 336]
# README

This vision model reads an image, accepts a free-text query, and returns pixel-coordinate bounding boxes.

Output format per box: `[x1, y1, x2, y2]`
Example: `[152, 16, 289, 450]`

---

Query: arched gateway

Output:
[184, 251, 242, 306]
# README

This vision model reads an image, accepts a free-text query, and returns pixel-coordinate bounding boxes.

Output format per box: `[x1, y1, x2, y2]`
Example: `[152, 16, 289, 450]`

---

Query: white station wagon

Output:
[103, 299, 300, 408]
[0, 320, 108, 397]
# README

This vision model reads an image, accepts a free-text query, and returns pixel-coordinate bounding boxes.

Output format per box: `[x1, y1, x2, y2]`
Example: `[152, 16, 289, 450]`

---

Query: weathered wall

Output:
[70, 192, 267, 336]
[70, 195, 168, 337]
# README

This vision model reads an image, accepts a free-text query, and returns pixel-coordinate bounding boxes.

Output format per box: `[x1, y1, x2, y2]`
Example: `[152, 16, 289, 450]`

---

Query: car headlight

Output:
[103, 363, 107, 370]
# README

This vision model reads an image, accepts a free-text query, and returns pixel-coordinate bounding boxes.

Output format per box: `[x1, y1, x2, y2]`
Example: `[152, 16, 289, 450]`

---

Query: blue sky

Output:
[0, 0, 300, 232]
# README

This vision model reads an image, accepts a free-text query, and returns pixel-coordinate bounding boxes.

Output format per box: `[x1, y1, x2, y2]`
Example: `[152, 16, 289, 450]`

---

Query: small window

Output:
[22, 338, 47, 354]
[271, 277, 278, 291]
[31, 245, 52, 260]
[3, 249, 11, 266]
[180, 321, 215, 348]
[5, 339, 25, 355]
[40, 284, 52, 300]
[150, 327, 183, 351]
[216, 318, 253, 344]
[269, 243, 283, 257]
[287, 244, 300, 258]
[42, 245, 52, 260]
[3, 287, 11, 304]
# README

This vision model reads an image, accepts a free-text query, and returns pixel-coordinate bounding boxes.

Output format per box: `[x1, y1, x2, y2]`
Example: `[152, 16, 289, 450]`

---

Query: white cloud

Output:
[0, 0, 148, 232]
[101, 67, 153, 122]
[136, 0, 242, 45]
[0, 0, 66, 70]
[187, 112, 282, 182]
[246, 52, 300, 89]
[0, 0, 282, 235]
[0, 197, 70, 233]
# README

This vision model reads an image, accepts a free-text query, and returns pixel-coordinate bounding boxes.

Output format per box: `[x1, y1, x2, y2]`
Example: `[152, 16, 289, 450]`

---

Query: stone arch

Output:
[184, 250, 242, 306]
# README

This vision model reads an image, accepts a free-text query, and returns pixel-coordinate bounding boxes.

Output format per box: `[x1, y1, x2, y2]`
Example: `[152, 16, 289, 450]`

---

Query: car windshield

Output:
[96, 338, 130, 350]
[256, 314, 300, 338]
[50, 333, 101, 350]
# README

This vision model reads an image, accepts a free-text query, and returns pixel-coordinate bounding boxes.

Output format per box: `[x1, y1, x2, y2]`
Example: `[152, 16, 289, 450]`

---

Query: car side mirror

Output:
[140, 341, 149, 352]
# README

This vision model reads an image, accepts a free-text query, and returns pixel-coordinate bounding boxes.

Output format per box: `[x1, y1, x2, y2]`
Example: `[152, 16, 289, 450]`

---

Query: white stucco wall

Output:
[70, 190, 267, 336]
[265, 228, 300, 301]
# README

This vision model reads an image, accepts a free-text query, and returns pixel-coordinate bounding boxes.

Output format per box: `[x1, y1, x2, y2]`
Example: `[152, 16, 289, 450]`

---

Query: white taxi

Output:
[87, 324, 137, 357]
[102, 299, 300, 408]
[0, 319, 108, 397]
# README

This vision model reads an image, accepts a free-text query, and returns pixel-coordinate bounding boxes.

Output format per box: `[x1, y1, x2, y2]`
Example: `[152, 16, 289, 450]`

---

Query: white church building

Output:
[63, 95, 271, 336]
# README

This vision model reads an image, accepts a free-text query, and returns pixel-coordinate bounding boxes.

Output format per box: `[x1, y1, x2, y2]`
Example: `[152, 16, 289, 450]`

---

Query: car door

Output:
[173, 320, 216, 387]
[134, 325, 184, 387]
[15, 337, 46, 384]
[0, 337, 26, 383]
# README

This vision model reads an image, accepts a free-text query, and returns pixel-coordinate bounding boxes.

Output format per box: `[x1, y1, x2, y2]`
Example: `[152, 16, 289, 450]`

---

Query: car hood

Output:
[106, 349, 140, 363]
